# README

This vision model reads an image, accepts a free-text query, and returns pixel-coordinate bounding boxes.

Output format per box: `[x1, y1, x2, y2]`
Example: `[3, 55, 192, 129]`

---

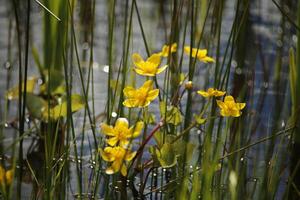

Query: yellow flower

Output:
[0, 166, 13, 186]
[101, 118, 144, 147]
[99, 146, 136, 176]
[159, 43, 177, 57]
[184, 46, 215, 63]
[123, 80, 159, 108]
[197, 88, 226, 98]
[132, 53, 168, 76]
[216, 96, 246, 117]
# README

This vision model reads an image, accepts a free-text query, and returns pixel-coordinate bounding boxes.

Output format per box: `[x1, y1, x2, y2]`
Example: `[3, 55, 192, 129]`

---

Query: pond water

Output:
[0, 0, 296, 199]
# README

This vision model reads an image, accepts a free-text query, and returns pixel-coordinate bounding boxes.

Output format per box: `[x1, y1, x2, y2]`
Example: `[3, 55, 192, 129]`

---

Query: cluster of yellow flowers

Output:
[198, 88, 246, 117]
[100, 43, 245, 176]
[122, 43, 215, 108]
[0, 166, 13, 187]
[99, 118, 143, 176]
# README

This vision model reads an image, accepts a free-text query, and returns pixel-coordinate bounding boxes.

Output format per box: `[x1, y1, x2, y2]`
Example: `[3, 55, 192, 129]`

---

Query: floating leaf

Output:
[42, 94, 85, 120]
[159, 102, 182, 125]
[6, 77, 37, 100]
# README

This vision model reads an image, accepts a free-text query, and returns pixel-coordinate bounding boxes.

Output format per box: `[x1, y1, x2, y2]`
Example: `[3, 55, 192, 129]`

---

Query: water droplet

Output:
[82, 42, 89, 50]
[4, 123, 9, 128]
[103, 65, 109, 73]
[231, 60, 237, 68]
[111, 112, 117, 118]
[240, 157, 244, 162]
[276, 40, 283, 47]
[26, 118, 30, 123]
[37, 78, 43, 85]
[281, 120, 285, 127]
[153, 173, 157, 177]
[4, 61, 11, 69]
[163, 168, 167, 172]
[235, 68, 242, 75]
[89, 165, 94, 169]
[93, 62, 99, 69]
[292, 35, 297, 44]
[190, 165, 193, 169]
[77, 159, 82, 164]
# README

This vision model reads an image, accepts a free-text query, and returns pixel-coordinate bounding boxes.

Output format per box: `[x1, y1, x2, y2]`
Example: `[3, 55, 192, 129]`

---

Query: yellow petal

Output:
[171, 43, 177, 52]
[123, 86, 136, 97]
[141, 100, 151, 107]
[5, 170, 13, 185]
[230, 110, 241, 117]
[156, 65, 168, 74]
[106, 137, 119, 146]
[196, 49, 207, 58]
[115, 118, 129, 129]
[220, 109, 229, 117]
[199, 56, 215, 63]
[160, 45, 169, 57]
[112, 160, 122, 172]
[197, 90, 210, 98]
[100, 123, 115, 136]
[147, 53, 161, 66]
[131, 121, 144, 138]
[216, 100, 226, 110]
[120, 140, 130, 148]
[120, 164, 127, 176]
[142, 80, 154, 89]
[123, 99, 138, 108]
[215, 90, 226, 97]
[134, 68, 155, 76]
[184, 46, 192, 56]
[237, 103, 246, 109]
[224, 96, 235, 103]
[146, 89, 159, 101]
[125, 151, 136, 161]
[132, 53, 144, 68]
[99, 148, 114, 162]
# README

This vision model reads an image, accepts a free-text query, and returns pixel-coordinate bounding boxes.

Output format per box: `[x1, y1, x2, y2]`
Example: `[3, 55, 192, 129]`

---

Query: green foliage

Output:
[159, 102, 182, 125]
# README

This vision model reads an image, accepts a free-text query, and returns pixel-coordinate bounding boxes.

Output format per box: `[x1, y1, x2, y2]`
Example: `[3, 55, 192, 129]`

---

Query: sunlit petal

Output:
[100, 123, 115, 136]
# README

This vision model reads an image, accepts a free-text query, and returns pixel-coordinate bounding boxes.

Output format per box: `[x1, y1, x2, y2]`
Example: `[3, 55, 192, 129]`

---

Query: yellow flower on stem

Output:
[101, 118, 144, 147]
[216, 96, 246, 117]
[0, 166, 13, 186]
[123, 80, 159, 108]
[132, 53, 168, 76]
[159, 43, 177, 57]
[184, 46, 215, 63]
[99, 146, 136, 176]
[197, 88, 226, 98]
